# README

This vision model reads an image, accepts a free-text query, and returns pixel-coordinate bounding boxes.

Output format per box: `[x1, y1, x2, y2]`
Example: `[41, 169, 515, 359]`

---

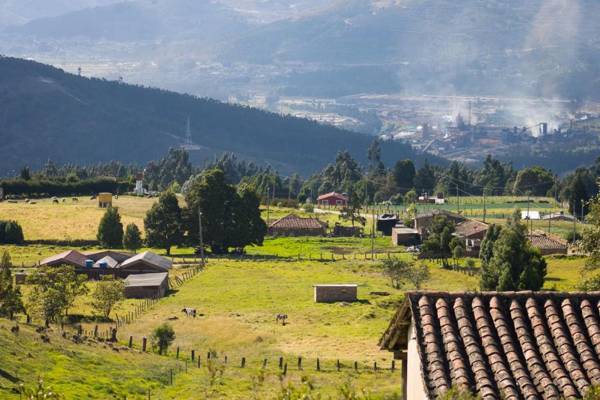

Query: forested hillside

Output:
[0, 56, 433, 176]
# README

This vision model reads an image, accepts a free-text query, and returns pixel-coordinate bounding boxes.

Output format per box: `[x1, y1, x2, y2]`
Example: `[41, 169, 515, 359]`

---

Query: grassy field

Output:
[0, 195, 590, 398]
[0, 196, 157, 241]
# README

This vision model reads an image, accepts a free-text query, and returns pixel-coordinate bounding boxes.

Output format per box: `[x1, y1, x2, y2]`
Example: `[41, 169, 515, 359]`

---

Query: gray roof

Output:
[93, 256, 120, 269]
[125, 272, 168, 287]
[119, 251, 172, 271]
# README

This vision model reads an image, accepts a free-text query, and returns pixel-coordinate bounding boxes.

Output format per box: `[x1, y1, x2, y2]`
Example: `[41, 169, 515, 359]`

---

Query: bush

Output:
[0, 220, 25, 244]
[565, 231, 582, 243]
[152, 323, 175, 355]
[0, 177, 131, 198]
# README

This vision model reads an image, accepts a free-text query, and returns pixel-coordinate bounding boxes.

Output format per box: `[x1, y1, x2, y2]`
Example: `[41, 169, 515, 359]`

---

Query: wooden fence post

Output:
[354, 361, 358, 371]
[197, 356, 201, 368]
[298, 357, 302, 370]
[129, 336, 133, 348]
[337, 360, 341, 371]
[279, 357, 283, 369]
[316, 358, 320, 371]
[283, 363, 288, 376]
[391, 360, 395, 372]
[191, 350, 195, 361]
[93, 325, 98, 337]
[176, 347, 180, 359]
[262, 358, 267, 368]
[241, 357, 246, 368]
[142, 337, 147, 352]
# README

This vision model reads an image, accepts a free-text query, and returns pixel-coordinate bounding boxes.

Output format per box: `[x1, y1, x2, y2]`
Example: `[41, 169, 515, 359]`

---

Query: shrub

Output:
[0, 220, 25, 244]
[151, 323, 175, 355]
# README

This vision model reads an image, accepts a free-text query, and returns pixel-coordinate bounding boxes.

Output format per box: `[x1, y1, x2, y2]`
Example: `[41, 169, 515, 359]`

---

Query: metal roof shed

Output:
[124, 272, 169, 299]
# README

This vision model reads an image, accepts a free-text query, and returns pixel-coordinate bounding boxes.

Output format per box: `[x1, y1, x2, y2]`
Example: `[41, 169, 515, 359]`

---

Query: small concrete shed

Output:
[124, 272, 169, 299]
[314, 284, 358, 303]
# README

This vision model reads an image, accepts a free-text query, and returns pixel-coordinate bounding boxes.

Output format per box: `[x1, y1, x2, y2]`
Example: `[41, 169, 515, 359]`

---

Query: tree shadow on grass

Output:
[0, 368, 21, 383]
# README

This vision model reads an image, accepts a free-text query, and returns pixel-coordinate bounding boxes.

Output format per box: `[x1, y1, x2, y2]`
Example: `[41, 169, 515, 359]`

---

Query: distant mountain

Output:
[219, 0, 600, 100]
[6, 0, 252, 43]
[0, 0, 119, 28]
[0, 56, 437, 176]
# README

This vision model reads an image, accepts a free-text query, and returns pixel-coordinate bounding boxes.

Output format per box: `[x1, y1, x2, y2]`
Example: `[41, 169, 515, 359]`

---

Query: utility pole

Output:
[266, 186, 270, 225]
[483, 193, 487, 223]
[371, 206, 375, 261]
[198, 208, 205, 267]
[456, 184, 460, 214]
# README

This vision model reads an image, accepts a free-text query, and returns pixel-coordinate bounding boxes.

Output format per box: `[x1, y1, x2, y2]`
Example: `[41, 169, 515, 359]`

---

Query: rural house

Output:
[317, 192, 348, 207]
[528, 230, 568, 255]
[124, 272, 169, 298]
[414, 210, 466, 239]
[453, 219, 489, 256]
[380, 291, 600, 400]
[268, 214, 328, 236]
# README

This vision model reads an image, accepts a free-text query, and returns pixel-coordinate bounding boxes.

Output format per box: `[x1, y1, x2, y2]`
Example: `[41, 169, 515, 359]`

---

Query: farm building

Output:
[98, 192, 113, 208]
[377, 214, 398, 236]
[313, 284, 357, 303]
[316, 192, 348, 207]
[454, 219, 489, 257]
[124, 272, 169, 298]
[414, 210, 466, 238]
[118, 251, 173, 275]
[542, 212, 577, 222]
[268, 214, 328, 236]
[41, 250, 88, 269]
[528, 230, 568, 255]
[40, 250, 171, 278]
[380, 291, 600, 400]
[391, 227, 420, 246]
[332, 223, 363, 237]
[521, 210, 541, 220]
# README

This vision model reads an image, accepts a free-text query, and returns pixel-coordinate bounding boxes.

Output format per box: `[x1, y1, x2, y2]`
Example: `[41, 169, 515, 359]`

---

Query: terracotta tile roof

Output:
[317, 192, 348, 201]
[380, 291, 600, 399]
[269, 214, 327, 230]
[454, 219, 489, 238]
[528, 230, 568, 250]
[40, 250, 88, 268]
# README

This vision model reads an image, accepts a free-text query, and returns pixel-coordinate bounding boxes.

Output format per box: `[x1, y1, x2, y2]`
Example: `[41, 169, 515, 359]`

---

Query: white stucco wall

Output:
[407, 321, 429, 400]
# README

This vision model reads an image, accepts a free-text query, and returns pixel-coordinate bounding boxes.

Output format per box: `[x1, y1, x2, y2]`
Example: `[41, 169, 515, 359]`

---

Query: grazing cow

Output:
[182, 308, 197, 318]
[275, 314, 288, 325]
[52, 199, 59, 204]
[72, 198, 78, 202]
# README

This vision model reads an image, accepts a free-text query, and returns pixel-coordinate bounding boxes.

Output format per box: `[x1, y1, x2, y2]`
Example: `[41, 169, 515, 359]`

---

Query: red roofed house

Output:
[317, 192, 348, 207]
[380, 291, 600, 400]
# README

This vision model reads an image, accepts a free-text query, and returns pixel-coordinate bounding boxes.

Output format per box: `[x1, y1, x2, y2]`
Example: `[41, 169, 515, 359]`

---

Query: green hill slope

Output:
[0, 320, 177, 399]
[0, 56, 434, 176]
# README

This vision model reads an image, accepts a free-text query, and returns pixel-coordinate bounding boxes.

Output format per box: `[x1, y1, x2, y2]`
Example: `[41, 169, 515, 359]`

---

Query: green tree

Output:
[414, 160, 436, 195]
[185, 169, 265, 254]
[144, 191, 183, 255]
[566, 170, 590, 219]
[231, 185, 268, 250]
[0, 251, 24, 319]
[20, 166, 31, 181]
[393, 159, 416, 193]
[97, 207, 124, 248]
[579, 191, 600, 289]
[1, 220, 25, 244]
[367, 138, 385, 177]
[512, 166, 555, 196]
[27, 266, 88, 324]
[421, 215, 455, 268]
[381, 258, 430, 289]
[91, 276, 125, 319]
[450, 237, 465, 266]
[480, 211, 546, 291]
[123, 223, 143, 253]
[152, 323, 175, 355]
[339, 185, 366, 227]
